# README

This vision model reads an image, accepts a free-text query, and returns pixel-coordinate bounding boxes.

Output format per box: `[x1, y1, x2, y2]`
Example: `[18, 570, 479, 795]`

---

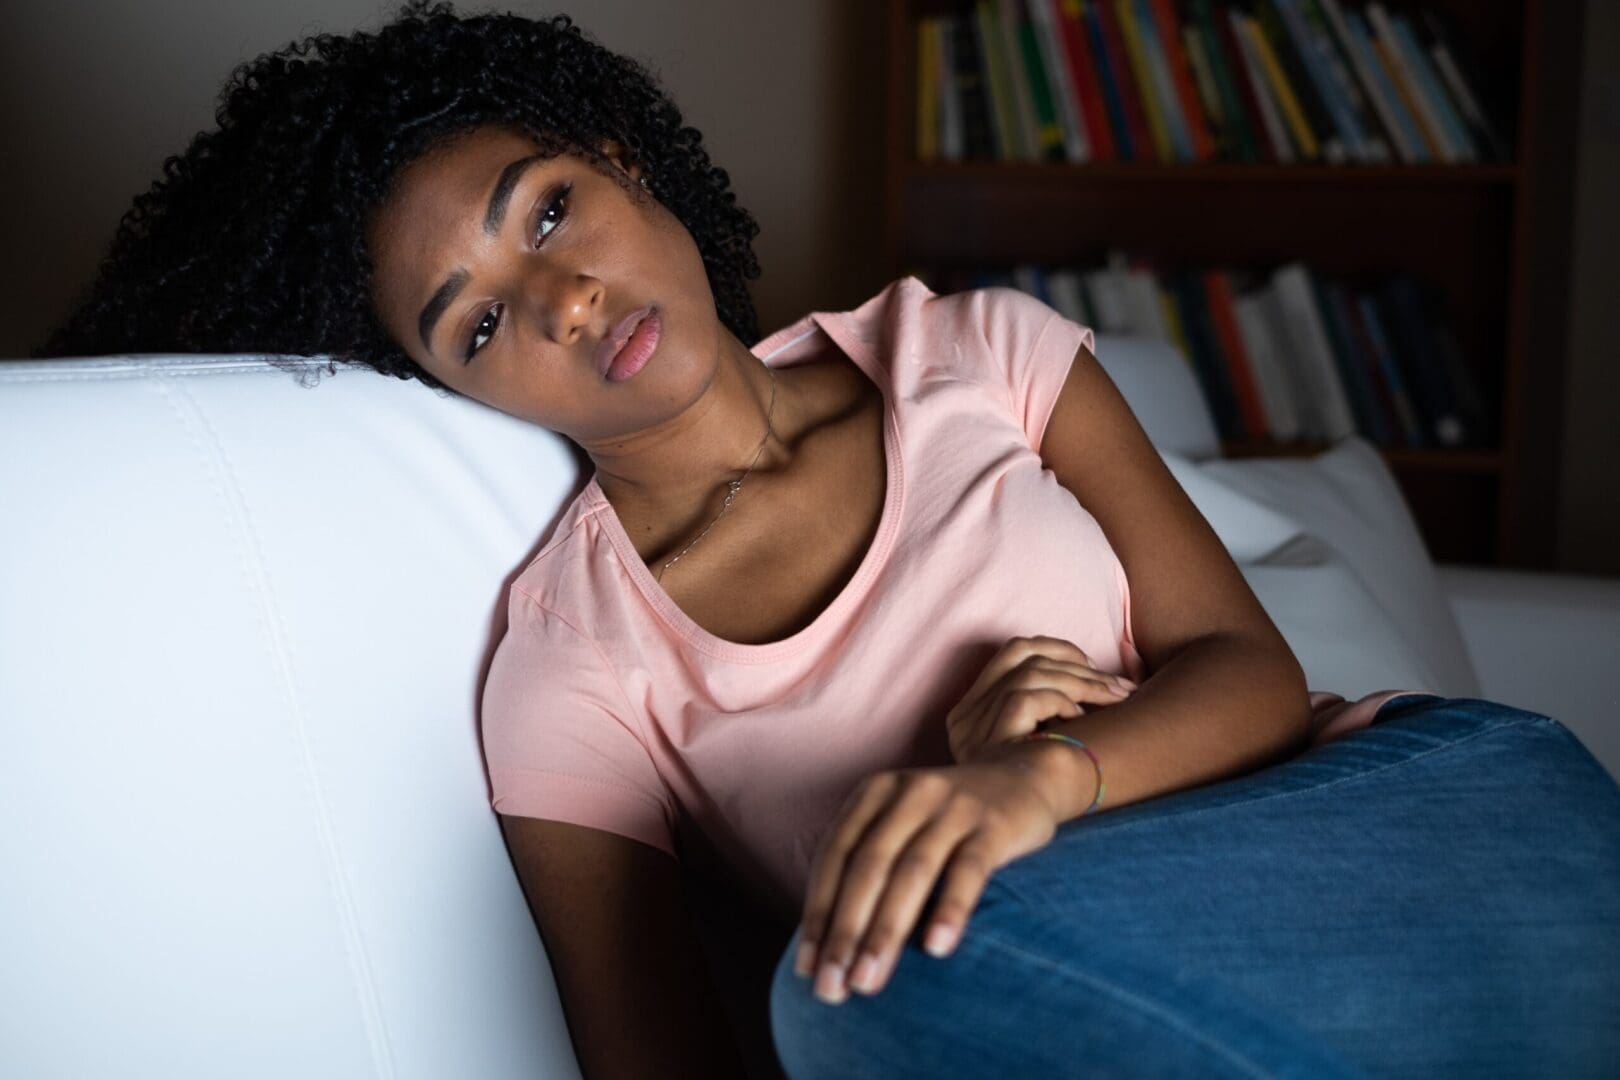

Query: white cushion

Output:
[1242, 534, 1446, 700]
[0, 355, 586, 1078]
[1159, 450, 1304, 562]
[1093, 333, 1222, 460]
[1201, 437, 1482, 697]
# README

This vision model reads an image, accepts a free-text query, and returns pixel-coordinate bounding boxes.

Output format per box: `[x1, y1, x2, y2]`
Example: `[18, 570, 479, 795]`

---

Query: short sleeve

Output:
[973, 286, 1098, 455]
[480, 589, 678, 859]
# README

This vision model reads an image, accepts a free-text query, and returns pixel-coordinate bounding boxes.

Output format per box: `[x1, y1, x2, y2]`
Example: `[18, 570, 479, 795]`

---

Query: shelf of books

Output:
[884, 0, 1541, 565]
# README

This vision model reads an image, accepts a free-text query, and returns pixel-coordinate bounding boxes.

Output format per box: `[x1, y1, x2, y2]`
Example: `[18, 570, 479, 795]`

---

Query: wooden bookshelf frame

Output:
[882, 0, 1583, 567]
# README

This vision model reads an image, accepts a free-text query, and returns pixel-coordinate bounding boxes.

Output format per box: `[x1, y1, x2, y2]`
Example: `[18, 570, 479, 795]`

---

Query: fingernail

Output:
[849, 952, 881, 994]
[794, 941, 816, 978]
[924, 923, 958, 957]
[814, 962, 848, 1004]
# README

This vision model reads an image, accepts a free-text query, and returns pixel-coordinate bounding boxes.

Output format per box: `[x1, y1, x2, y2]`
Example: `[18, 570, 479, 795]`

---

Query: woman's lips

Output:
[604, 307, 661, 383]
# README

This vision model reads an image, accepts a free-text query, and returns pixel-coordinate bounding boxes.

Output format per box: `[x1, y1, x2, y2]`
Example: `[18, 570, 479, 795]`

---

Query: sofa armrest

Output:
[1434, 563, 1620, 782]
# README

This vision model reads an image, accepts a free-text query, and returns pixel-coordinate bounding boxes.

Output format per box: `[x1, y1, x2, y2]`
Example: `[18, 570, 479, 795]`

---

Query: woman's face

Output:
[365, 124, 729, 443]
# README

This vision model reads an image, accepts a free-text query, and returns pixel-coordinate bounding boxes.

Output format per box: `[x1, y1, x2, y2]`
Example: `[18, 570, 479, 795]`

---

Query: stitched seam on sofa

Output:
[161, 374, 398, 1078]
[0, 364, 350, 382]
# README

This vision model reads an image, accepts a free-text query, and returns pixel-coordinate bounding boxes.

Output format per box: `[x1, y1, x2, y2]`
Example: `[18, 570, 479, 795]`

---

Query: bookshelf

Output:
[882, 0, 1580, 567]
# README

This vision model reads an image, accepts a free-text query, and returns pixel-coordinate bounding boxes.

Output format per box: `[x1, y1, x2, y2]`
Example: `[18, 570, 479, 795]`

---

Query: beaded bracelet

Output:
[1019, 731, 1104, 817]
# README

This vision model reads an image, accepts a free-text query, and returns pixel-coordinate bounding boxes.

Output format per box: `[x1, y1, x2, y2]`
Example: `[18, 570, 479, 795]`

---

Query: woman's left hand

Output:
[793, 744, 1065, 1004]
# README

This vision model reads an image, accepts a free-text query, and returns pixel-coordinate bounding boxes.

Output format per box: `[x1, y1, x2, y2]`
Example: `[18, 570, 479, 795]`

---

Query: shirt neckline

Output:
[584, 308, 906, 663]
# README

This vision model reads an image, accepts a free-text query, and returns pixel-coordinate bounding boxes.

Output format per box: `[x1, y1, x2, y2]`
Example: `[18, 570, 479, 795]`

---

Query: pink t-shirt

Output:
[481, 276, 1424, 922]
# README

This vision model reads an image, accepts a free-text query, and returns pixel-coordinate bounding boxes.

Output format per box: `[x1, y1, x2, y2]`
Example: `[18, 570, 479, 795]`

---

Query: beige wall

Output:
[0, 0, 887, 354]
[2, 0, 1613, 571]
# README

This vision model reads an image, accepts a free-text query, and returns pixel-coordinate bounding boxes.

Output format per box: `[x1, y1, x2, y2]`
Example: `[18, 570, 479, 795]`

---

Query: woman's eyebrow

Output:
[417, 152, 547, 358]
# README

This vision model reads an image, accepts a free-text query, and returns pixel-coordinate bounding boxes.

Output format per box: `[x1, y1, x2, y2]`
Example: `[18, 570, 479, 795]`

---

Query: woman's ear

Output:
[597, 138, 642, 185]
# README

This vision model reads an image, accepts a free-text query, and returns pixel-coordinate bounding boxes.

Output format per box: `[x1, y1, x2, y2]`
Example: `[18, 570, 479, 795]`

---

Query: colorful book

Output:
[1316, 277, 1391, 443]
[1254, 0, 1343, 162]
[1169, 268, 1243, 439]
[1057, 0, 1118, 161]
[1080, 0, 1134, 160]
[1027, 0, 1092, 160]
[1202, 269, 1268, 438]
[1270, 262, 1356, 440]
[1349, 290, 1423, 445]
[1095, 0, 1157, 161]
[1178, 18, 1233, 158]
[1389, 10, 1476, 162]
[1114, 0, 1175, 161]
[1231, 284, 1304, 440]
[1363, 3, 1446, 161]
[1240, 9, 1320, 160]
[1151, 0, 1218, 160]
[1193, 0, 1262, 162]
[1275, 0, 1367, 161]
[1332, 2, 1429, 163]
[975, 1, 1024, 159]
[1230, 8, 1295, 161]
[1005, 0, 1068, 161]
[1133, 0, 1194, 160]
[1296, 0, 1392, 162]
[950, 13, 1000, 159]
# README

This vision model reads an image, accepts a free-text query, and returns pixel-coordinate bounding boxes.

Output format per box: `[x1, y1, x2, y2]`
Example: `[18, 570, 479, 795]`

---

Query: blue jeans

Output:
[769, 695, 1620, 1078]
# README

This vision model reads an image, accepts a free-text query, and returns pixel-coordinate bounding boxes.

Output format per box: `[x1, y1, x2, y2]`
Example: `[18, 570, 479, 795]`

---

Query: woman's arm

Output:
[1012, 338, 1313, 824]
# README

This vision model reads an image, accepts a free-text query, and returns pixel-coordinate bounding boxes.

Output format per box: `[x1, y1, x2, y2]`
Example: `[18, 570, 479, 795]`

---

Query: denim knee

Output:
[768, 875, 1031, 1079]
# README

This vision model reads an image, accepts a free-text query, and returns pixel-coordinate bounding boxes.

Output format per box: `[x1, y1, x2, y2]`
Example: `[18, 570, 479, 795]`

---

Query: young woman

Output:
[37, 4, 1620, 1077]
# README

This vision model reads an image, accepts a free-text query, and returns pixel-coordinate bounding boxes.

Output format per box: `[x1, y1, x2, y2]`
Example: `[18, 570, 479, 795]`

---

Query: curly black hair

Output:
[30, 0, 764, 397]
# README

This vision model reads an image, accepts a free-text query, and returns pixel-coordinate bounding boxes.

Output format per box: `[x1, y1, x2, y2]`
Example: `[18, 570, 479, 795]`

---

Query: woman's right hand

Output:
[944, 635, 1137, 767]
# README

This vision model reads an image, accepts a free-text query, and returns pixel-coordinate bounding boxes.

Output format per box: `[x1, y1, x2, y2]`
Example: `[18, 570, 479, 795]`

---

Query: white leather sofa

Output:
[3, 333, 1616, 1078]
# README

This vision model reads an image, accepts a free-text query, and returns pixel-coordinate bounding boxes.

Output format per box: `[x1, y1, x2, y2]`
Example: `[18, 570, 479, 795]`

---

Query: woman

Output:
[36, 4, 1620, 1077]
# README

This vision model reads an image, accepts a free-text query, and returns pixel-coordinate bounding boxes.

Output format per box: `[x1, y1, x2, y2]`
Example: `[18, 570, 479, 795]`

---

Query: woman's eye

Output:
[465, 305, 500, 363]
[463, 181, 574, 364]
[534, 181, 572, 247]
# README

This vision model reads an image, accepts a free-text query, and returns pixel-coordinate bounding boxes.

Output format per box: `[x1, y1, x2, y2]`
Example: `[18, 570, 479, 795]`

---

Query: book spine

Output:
[1354, 291, 1423, 446]
[1254, 0, 1342, 162]
[1169, 268, 1243, 440]
[1417, 7, 1511, 160]
[1296, 0, 1390, 162]
[1320, 278, 1393, 443]
[1178, 16, 1233, 159]
[1115, 0, 1175, 161]
[937, 20, 967, 160]
[1340, 5, 1429, 163]
[1095, 0, 1157, 160]
[1365, 2, 1449, 161]
[1029, 0, 1092, 161]
[1390, 11, 1476, 162]
[1275, 0, 1366, 161]
[1081, 0, 1135, 160]
[976, 1, 1021, 159]
[995, 0, 1045, 159]
[917, 18, 940, 160]
[1272, 262, 1357, 440]
[952, 12, 1000, 159]
[1059, 0, 1118, 160]
[1195, 0, 1262, 162]
[1203, 269, 1269, 438]
[1010, 0, 1070, 160]
[1381, 274, 1466, 446]
[1233, 289, 1302, 439]
[1237, 10, 1309, 161]
[1148, 0, 1217, 160]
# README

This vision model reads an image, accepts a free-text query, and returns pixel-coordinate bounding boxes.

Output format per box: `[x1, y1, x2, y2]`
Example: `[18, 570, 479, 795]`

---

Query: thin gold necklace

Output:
[655, 363, 779, 583]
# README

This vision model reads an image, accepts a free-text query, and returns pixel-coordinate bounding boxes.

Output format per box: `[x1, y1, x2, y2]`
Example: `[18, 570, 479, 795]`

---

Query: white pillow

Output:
[1201, 436, 1481, 697]
[1159, 450, 1303, 562]
[1240, 533, 1445, 700]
